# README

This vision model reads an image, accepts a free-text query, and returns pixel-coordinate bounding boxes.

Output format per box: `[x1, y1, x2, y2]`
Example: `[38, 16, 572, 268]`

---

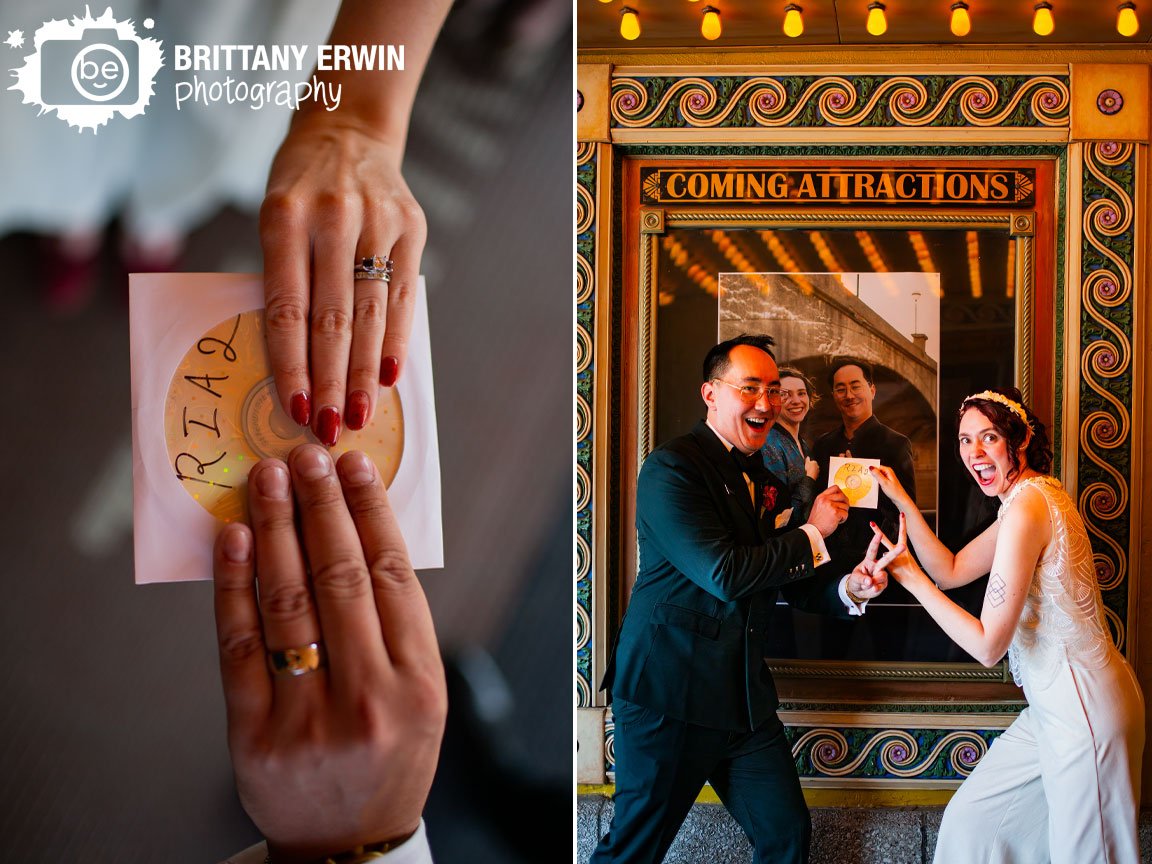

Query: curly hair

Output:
[957, 386, 1053, 477]
[777, 366, 820, 408]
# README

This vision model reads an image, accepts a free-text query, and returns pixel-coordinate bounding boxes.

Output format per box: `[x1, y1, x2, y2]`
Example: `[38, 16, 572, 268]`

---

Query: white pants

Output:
[933, 656, 1144, 864]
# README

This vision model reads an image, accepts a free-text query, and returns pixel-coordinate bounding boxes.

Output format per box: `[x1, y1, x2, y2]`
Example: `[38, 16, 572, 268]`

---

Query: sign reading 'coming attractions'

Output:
[640, 167, 1036, 207]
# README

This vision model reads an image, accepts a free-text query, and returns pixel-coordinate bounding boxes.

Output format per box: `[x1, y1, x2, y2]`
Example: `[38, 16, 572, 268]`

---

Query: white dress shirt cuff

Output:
[838, 575, 868, 617]
[221, 819, 433, 864]
[798, 524, 831, 569]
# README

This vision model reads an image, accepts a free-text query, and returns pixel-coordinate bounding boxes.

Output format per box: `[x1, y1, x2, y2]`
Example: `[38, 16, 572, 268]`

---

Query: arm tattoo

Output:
[987, 572, 1007, 608]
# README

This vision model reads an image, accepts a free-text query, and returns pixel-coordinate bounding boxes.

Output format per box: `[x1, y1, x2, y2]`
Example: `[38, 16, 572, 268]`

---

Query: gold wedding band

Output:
[267, 642, 326, 677]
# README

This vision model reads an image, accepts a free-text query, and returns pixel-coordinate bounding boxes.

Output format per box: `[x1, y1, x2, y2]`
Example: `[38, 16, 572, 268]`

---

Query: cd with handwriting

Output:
[828, 456, 881, 508]
[164, 310, 404, 524]
[131, 273, 441, 584]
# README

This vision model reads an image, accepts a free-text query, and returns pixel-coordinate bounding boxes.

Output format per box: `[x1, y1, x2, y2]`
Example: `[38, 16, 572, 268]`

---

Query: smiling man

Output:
[591, 335, 897, 864]
[811, 357, 917, 608]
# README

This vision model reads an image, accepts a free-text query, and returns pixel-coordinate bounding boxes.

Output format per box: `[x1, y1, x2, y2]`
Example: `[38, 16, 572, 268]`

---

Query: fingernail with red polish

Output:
[346, 390, 370, 431]
[380, 355, 399, 387]
[290, 390, 311, 427]
[317, 406, 341, 447]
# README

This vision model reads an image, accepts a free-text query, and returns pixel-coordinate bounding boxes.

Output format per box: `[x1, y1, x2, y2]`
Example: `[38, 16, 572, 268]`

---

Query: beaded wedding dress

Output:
[933, 476, 1144, 864]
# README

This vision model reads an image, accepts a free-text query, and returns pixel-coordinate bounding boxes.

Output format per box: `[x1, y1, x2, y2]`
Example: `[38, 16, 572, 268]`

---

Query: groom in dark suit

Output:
[591, 334, 890, 864]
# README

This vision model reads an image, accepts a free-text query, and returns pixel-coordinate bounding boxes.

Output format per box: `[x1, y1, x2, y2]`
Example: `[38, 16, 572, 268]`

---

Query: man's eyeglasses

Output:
[712, 379, 783, 403]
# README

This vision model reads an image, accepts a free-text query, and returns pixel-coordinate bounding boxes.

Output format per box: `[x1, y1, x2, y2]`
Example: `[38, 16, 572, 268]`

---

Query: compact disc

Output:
[164, 309, 404, 523]
[833, 461, 873, 506]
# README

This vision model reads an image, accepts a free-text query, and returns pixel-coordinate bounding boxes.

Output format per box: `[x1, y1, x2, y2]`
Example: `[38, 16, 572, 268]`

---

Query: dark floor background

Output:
[0, 4, 572, 862]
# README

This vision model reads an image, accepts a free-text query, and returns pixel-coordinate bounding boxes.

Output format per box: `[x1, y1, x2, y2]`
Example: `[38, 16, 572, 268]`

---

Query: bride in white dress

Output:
[870, 387, 1144, 864]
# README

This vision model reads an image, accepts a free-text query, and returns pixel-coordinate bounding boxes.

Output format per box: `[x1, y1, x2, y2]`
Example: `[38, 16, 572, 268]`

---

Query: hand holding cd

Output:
[827, 456, 881, 508]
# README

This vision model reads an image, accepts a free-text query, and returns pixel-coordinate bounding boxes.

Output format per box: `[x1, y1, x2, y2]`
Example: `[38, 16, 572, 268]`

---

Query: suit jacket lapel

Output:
[691, 421, 758, 523]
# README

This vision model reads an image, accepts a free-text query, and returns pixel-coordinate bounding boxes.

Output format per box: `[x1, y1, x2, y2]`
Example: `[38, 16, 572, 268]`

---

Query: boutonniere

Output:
[762, 484, 778, 512]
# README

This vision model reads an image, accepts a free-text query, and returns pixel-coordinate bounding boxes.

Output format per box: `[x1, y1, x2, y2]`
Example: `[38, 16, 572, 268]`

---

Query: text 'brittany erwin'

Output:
[172, 43, 405, 72]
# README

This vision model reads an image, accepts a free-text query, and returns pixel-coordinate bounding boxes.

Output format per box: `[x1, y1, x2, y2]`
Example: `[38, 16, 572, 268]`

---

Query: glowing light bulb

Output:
[620, 6, 640, 39]
[950, 1, 971, 36]
[866, 2, 888, 36]
[1032, 2, 1054, 36]
[701, 6, 722, 40]
[1117, 2, 1139, 36]
[783, 4, 804, 37]
[598, 0, 613, 4]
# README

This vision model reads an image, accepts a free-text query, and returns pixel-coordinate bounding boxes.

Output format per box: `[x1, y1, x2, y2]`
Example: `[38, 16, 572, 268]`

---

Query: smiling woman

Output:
[868, 388, 1143, 862]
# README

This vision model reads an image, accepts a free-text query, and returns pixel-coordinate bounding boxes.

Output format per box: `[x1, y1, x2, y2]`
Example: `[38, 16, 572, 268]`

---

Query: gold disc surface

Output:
[164, 309, 404, 523]
[833, 461, 874, 506]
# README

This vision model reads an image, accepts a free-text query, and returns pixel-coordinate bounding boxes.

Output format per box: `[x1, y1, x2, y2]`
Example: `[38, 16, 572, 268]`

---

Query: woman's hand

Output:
[869, 464, 913, 510]
[260, 119, 427, 447]
[869, 514, 926, 589]
[212, 445, 445, 862]
[846, 513, 909, 599]
[803, 456, 819, 480]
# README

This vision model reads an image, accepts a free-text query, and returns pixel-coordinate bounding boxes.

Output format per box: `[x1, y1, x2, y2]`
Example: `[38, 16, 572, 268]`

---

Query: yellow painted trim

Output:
[578, 785, 957, 807]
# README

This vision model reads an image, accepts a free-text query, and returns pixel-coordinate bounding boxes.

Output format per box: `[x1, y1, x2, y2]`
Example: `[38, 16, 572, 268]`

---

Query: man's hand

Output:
[212, 445, 446, 862]
[846, 559, 888, 600]
[805, 485, 849, 537]
[870, 513, 925, 589]
[847, 512, 910, 600]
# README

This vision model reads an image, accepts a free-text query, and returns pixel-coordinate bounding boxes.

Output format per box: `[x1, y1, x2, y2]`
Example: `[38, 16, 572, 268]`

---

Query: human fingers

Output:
[287, 445, 388, 686]
[345, 250, 390, 432]
[309, 211, 359, 447]
[825, 487, 850, 523]
[335, 450, 440, 670]
[869, 465, 897, 490]
[247, 460, 323, 661]
[260, 195, 312, 429]
[863, 529, 883, 569]
[213, 523, 272, 730]
[818, 485, 848, 507]
[378, 212, 426, 389]
[870, 516, 907, 570]
[803, 456, 819, 480]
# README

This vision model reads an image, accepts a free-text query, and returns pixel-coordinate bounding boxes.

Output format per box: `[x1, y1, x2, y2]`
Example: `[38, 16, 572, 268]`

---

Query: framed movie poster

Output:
[621, 157, 1056, 681]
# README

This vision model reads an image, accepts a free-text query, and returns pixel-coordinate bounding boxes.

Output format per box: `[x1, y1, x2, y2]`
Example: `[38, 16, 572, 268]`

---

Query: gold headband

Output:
[963, 390, 1028, 424]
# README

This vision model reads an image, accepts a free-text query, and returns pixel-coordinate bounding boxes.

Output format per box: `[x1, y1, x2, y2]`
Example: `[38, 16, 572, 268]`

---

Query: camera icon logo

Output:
[8, 7, 164, 132]
[42, 28, 138, 105]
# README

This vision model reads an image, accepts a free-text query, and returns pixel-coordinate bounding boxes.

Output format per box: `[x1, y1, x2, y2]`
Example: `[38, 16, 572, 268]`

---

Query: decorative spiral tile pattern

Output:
[576, 603, 591, 651]
[576, 143, 598, 711]
[604, 714, 616, 776]
[611, 74, 1069, 130]
[577, 324, 593, 375]
[580, 88, 1136, 784]
[576, 464, 591, 512]
[789, 727, 998, 781]
[1078, 141, 1136, 653]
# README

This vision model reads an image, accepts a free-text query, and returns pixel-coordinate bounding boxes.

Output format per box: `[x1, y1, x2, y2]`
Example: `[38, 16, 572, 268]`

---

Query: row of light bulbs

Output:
[602, 1, 1141, 42]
